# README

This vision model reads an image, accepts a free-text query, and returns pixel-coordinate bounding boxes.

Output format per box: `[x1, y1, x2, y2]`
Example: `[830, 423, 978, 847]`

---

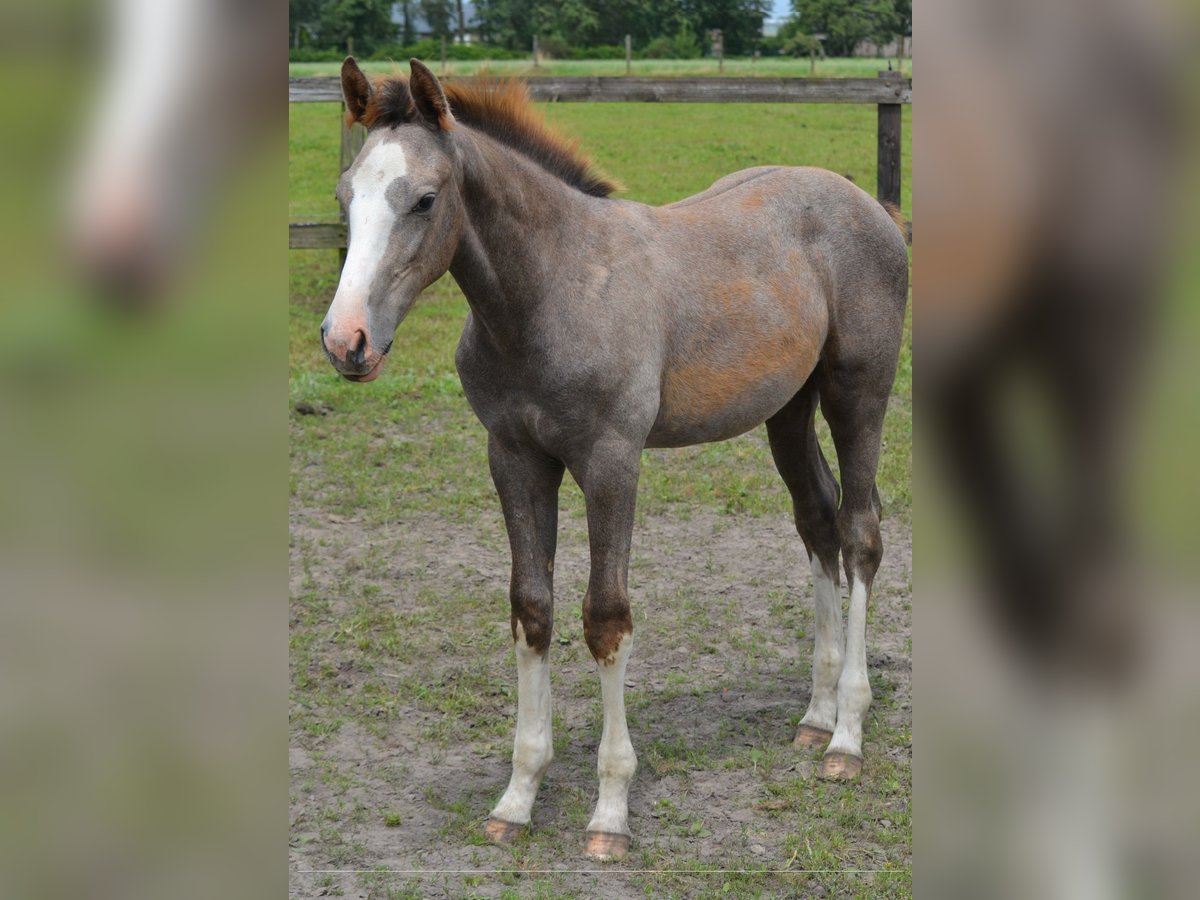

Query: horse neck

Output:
[448, 128, 601, 346]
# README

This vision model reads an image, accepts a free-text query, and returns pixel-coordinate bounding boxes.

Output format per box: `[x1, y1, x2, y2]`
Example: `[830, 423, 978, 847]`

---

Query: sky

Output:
[770, 0, 790, 20]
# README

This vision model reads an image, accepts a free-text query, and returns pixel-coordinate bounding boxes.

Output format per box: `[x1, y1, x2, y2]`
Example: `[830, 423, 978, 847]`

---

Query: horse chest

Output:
[456, 339, 631, 447]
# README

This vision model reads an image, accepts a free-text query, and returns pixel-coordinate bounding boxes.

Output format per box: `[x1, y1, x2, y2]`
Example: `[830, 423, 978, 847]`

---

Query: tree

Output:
[790, 0, 897, 57]
[473, 0, 536, 50]
[456, 0, 468, 43]
[895, 0, 910, 35]
[782, 29, 823, 59]
[420, 0, 456, 41]
[891, 0, 911, 57]
[532, 0, 601, 48]
[289, 0, 321, 47]
[866, 0, 902, 51]
[680, 0, 771, 56]
[470, 0, 773, 54]
[318, 0, 397, 54]
[399, 0, 416, 44]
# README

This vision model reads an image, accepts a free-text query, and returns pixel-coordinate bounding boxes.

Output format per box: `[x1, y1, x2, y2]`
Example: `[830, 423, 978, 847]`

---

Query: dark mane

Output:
[358, 75, 618, 198]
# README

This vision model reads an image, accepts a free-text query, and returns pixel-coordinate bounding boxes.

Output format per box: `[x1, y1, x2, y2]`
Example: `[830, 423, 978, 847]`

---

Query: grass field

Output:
[290, 94, 912, 897]
[289, 56, 912, 80]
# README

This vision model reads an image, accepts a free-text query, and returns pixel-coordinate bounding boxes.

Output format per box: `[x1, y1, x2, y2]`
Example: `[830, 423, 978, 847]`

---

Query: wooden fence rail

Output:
[289, 74, 911, 250]
[289, 75, 911, 105]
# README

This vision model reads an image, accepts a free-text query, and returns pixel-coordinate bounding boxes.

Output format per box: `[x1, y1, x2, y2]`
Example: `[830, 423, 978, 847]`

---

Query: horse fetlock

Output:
[490, 785, 537, 825]
[513, 738, 553, 776]
[800, 698, 839, 735]
[825, 710, 864, 758]
[816, 646, 844, 677]
[837, 674, 872, 711]
[587, 787, 634, 838]
[598, 744, 637, 784]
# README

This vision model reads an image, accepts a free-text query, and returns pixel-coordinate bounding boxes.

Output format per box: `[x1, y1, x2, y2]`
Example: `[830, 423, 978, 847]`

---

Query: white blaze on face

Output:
[329, 142, 409, 321]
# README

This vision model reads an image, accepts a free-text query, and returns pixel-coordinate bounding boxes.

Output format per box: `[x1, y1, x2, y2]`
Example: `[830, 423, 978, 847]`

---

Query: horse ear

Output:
[341, 57, 372, 125]
[409, 58, 454, 130]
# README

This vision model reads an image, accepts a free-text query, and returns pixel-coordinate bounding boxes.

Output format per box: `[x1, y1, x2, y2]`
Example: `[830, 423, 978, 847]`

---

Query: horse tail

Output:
[880, 200, 910, 244]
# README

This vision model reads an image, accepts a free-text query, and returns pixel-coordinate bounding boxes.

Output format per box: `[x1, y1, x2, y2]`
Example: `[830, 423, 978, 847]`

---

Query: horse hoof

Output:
[583, 831, 630, 861]
[818, 751, 863, 780]
[793, 724, 833, 749]
[483, 818, 526, 845]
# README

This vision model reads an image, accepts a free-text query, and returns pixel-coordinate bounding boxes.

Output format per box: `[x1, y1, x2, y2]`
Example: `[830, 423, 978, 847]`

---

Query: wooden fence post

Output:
[876, 70, 902, 210]
[338, 106, 366, 267]
[625, 34, 631, 75]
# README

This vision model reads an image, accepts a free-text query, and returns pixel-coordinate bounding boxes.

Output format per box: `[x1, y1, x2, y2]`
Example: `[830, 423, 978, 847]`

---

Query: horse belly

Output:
[647, 337, 820, 448]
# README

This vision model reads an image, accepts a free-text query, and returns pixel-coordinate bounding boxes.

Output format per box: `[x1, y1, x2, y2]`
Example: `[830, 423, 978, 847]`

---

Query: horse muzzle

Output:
[320, 321, 392, 382]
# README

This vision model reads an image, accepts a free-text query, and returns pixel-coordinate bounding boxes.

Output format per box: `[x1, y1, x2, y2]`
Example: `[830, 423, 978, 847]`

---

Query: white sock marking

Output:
[827, 576, 873, 758]
[800, 556, 844, 733]
[489, 623, 553, 825]
[586, 634, 637, 837]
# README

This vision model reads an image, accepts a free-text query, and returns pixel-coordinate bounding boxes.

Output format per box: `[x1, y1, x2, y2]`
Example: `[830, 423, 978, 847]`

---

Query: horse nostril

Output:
[320, 322, 330, 355]
[350, 330, 367, 367]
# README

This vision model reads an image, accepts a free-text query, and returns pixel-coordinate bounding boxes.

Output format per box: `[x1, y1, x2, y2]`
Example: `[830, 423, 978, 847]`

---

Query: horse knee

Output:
[816, 642, 844, 676]
[838, 663, 873, 707]
[598, 736, 637, 779]
[513, 734, 553, 774]
[511, 588, 553, 655]
[797, 522, 840, 582]
[583, 589, 633, 665]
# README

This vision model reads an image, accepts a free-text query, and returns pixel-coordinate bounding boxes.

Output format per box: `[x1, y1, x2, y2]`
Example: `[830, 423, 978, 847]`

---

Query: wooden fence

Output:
[289, 73, 911, 250]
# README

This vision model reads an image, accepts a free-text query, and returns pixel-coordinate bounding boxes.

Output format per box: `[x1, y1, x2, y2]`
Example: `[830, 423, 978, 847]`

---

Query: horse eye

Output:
[413, 193, 436, 213]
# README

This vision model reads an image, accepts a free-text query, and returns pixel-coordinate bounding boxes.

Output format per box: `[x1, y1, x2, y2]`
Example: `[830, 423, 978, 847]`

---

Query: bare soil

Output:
[289, 504, 911, 898]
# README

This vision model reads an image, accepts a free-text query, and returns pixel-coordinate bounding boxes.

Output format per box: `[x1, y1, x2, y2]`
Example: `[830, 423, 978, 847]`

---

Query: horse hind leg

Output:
[766, 379, 844, 752]
[816, 363, 895, 781]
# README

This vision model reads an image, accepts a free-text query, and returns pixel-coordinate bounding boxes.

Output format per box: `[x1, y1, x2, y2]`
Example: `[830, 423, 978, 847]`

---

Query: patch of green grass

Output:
[289, 99, 911, 525]
[642, 735, 716, 778]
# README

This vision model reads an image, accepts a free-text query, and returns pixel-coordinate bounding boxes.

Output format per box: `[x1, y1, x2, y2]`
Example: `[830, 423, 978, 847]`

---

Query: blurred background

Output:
[0, 0, 283, 897]
[919, 0, 1200, 896]
[0, 0, 1196, 895]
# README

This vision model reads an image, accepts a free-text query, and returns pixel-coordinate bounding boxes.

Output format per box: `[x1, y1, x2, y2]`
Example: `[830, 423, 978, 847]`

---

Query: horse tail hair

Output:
[880, 200, 910, 243]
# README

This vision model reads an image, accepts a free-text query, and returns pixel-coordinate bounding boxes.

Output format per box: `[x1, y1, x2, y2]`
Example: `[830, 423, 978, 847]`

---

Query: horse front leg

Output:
[574, 445, 641, 860]
[483, 435, 564, 844]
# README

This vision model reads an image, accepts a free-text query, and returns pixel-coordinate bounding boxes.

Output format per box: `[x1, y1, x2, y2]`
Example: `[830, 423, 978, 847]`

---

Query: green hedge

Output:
[289, 48, 346, 63]
[371, 39, 525, 61]
[289, 42, 525, 64]
[566, 44, 627, 60]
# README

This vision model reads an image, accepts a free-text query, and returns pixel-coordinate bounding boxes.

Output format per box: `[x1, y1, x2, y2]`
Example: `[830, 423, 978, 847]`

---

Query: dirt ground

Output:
[289, 502, 911, 898]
